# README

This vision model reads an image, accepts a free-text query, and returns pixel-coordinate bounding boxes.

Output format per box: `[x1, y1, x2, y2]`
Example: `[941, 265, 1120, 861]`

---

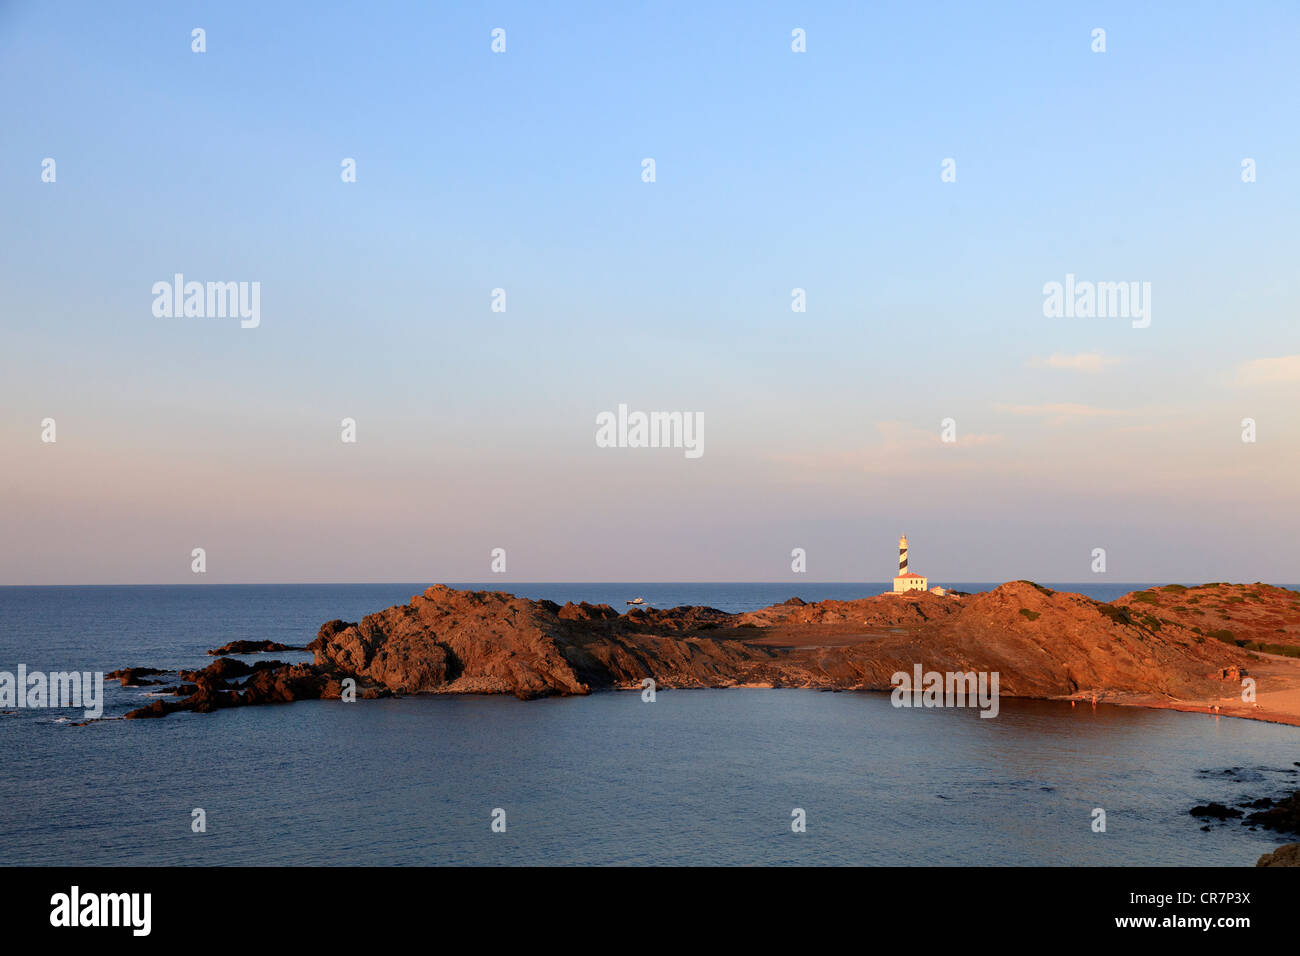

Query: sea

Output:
[1, 582, 1297, 866]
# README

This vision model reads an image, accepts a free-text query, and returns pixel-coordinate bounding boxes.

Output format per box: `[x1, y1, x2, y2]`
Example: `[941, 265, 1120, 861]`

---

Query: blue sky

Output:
[2, 1, 1298, 584]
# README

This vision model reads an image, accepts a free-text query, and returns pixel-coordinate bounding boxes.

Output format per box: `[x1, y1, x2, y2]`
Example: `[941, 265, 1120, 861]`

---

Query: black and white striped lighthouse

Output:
[892, 533, 928, 593]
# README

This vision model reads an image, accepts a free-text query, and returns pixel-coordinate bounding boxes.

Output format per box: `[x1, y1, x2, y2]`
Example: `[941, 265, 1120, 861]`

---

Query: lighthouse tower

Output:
[892, 533, 928, 593]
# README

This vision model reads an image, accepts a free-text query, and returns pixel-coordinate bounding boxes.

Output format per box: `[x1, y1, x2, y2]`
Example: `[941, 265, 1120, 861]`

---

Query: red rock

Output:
[179, 658, 246, 682]
[116, 580, 1295, 720]
[1257, 843, 1300, 867]
[106, 667, 169, 687]
[123, 699, 173, 719]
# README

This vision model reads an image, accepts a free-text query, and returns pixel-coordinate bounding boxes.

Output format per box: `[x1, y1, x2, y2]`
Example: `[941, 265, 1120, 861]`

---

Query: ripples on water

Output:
[1, 585, 1297, 865]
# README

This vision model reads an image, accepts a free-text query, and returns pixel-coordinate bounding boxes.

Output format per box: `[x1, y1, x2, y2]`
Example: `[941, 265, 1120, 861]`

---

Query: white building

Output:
[892, 534, 929, 592]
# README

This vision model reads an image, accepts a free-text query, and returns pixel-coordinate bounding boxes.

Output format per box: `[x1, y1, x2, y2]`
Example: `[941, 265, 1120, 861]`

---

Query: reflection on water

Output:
[2, 690, 1297, 866]
[1, 585, 1297, 866]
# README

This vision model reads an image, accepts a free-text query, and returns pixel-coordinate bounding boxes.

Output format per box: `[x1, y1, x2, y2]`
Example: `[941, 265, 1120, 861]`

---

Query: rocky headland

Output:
[112, 580, 1300, 726]
[104, 580, 1300, 863]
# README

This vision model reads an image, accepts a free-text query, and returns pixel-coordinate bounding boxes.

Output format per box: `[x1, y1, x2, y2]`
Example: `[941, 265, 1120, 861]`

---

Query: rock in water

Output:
[207, 639, 303, 655]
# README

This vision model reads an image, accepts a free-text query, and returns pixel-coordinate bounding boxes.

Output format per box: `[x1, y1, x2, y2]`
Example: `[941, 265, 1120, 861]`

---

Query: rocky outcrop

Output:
[207, 639, 303, 655]
[122, 661, 390, 719]
[1245, 791, 1300, 835]
[621, 604, 733, 632]
[313, 587, 602, 698]
[738, 590, 957, 628]
[1115, 583, 1300, 654]
[302, 581, 1261, 703]
[115, 580, 1298, 719]
[238, 663, 387, 706]
[179, 657, 283, 682]
[106, 667, 168, 687]
[900, 582, 1250, 701]
[1257, 842, 1300, 866]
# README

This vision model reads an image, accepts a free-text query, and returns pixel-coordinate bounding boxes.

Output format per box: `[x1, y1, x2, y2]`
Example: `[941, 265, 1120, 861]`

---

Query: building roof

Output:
[894, 572, 925, 579]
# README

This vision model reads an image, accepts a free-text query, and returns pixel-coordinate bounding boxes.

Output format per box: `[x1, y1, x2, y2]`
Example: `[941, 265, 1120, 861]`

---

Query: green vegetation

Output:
[1247, 643, 1300, 658]
[1019, 609, 1040, 621]
[1163, 584, 1188, 593]
[1099, 605, 1134, 626]
[1013, 581, 1054, 595]
[1130, 592, 1160, 605]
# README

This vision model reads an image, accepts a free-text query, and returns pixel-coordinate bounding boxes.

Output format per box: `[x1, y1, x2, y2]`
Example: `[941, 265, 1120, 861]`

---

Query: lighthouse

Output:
[892, 533, 928, 592]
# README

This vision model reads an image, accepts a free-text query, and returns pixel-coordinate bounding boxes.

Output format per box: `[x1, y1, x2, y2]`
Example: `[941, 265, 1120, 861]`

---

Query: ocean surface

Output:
[2, 582, 1298, 866]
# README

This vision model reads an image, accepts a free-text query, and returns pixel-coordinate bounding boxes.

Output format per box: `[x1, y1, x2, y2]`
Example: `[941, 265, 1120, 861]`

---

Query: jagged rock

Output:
[314, 586, 589, 698]
[1190, 802, 1242, 819]
[185, 683, 239, 713]
[123, 700, 171, 719]
[556, 601, 620, 622]
[178, 657, 285, 683]
[106, 667, 169, 687]
[623, 604, 733, 631]
[1257, 843, 1300, 866]
[238, 663, 389, 705]
[1246, 791, 1300, 834]
[308, 619, 356, 652]
[114, 580, 1298, 720]
[179, 658, 253, 682]
[303, 581, 1265, 701]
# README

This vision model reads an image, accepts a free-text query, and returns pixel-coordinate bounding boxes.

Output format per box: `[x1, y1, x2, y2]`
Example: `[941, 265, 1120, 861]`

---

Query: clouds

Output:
[1233, 355, 1300, 386]
[1027, 351, 1300, 392]
[994, 403, 1126, 426]
[1027, 352, 1126, 373]
[769, 421, 1005, 484]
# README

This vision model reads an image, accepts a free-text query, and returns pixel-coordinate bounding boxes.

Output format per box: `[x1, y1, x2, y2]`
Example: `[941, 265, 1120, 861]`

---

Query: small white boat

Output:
[626, 597, 647, 606]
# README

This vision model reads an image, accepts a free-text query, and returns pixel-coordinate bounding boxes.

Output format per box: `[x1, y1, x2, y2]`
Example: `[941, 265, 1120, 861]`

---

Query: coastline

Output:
[589, 681, 1300, 729]
[99, 580, 1300, 731]
[1094, 673, 1300, 729]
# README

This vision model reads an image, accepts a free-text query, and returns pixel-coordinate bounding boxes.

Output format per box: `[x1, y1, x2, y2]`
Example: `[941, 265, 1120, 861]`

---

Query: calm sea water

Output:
[1, 583, 1297, 866]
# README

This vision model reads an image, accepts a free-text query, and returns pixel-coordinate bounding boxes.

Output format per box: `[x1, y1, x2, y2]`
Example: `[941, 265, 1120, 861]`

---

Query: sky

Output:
[2, 1, 1298, 585]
